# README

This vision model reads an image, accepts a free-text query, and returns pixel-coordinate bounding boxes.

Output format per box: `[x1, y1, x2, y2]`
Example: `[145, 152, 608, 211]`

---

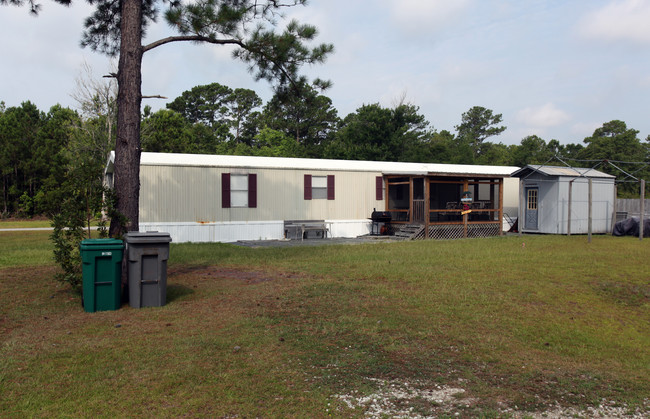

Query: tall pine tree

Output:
[6, 0, 333, 236]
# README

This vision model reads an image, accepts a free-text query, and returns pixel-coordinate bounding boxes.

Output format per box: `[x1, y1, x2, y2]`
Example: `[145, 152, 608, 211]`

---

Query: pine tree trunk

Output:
[109, 0, 143, 237]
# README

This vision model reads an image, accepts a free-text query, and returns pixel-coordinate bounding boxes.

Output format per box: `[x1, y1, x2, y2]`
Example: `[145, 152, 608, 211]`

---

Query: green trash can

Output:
[80, 238, 124, 313]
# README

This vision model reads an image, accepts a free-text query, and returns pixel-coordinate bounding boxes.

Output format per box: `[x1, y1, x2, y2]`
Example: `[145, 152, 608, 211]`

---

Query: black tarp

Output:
[612, 217, 650, 237]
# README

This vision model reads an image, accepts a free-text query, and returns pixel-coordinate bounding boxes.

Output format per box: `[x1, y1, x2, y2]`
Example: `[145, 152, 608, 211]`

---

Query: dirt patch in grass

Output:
[169, 265, 306, 285]
[335, 376, 649, 418]
[594, 280, 650, 307]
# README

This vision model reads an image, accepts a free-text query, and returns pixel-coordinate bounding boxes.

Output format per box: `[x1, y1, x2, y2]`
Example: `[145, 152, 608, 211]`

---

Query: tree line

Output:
[2, 82, 649, 217]
[142, 83, 649, 173]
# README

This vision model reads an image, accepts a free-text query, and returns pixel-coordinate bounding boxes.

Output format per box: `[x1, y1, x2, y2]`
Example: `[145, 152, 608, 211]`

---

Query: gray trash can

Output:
[124, 232, 172, 308]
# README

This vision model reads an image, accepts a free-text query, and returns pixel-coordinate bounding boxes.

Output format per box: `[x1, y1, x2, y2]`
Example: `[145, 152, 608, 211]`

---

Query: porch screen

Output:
[387, 177, 410, 222]
[429, 179, 501, 223]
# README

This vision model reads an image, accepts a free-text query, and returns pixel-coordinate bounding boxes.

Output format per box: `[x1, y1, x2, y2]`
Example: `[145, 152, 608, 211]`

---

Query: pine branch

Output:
[142, 35, 245, 53]
[142, 34, 298, 91]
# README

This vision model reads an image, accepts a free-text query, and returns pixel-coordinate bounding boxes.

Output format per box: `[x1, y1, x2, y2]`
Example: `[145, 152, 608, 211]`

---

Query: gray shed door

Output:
[525, 187, 539, 230]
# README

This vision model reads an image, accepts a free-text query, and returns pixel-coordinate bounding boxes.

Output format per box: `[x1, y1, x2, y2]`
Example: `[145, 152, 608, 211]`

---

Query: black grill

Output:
[370, 208, 392, 235]
[371, 209, 392, 223]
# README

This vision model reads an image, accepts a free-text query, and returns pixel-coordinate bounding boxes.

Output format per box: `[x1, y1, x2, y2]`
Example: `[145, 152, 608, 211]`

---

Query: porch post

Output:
[384, 176, 389, 211]
[463, 179, 469, 238]
[425, 177, 430, 239]
[498, 178, 504, 236]
[409, 176, 414, 224]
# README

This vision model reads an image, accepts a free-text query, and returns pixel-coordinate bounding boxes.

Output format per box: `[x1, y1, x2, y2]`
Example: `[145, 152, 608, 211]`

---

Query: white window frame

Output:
[311, 175, 328, 200]
[230, 174, 249, 208]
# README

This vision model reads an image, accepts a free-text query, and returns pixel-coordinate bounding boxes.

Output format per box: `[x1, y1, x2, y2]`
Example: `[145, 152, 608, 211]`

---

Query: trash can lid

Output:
[80, 238, 124, 249]
[124, 231, 172, 243]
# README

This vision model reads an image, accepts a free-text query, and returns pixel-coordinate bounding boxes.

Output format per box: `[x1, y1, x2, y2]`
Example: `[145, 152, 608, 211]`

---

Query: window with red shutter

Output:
[304, 174, 312, 200]
[305, 174, 335, 200]
[222, 173, 231, 208]
[248, 173, 257, 208]
[223, 173, 257, 208]
[376, 176, 383, 200]
[327, 175, 335, 200]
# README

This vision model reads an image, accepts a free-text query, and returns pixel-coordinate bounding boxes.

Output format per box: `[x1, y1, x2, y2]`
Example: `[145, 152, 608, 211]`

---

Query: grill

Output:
[371, 210, 392, 223]
[370, 208, 392, 235]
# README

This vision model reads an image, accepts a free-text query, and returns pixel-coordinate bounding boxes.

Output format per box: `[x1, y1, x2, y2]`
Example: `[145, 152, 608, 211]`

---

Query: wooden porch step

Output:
[392, 224, 425, 240]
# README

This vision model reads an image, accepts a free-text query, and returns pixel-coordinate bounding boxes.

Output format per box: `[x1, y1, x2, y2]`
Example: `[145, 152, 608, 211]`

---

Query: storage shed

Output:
[105, 152, 520, 243]
[511, 165, 616, 234]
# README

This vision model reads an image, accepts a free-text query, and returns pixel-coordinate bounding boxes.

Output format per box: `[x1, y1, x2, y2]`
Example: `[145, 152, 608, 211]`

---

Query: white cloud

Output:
[386, 0, 472, 36]
[577, 0, 650, 44]
[570, 121, 602, 139]
[516, 103, 571, 128]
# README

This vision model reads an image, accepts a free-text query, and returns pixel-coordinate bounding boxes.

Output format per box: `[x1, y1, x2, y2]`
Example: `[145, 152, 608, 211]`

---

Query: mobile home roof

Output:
[107, 151, 519, 177]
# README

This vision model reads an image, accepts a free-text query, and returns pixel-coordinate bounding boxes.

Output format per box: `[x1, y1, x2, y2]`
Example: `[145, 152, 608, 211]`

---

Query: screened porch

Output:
[385, 175, 505, 239]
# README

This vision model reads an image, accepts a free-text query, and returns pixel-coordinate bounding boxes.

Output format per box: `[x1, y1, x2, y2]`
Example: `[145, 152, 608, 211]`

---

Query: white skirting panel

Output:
[139, 220, 372, 243]
[139, 221, 283, 243]
[328, 219, 372, 238]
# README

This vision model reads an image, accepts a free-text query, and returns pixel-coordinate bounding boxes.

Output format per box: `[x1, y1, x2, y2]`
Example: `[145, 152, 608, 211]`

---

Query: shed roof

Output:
[107, 151, 519, 177]
[510, 165, 615, 179]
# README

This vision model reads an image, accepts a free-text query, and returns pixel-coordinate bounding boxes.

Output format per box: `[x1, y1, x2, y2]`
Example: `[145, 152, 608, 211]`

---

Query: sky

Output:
[1, 0, 650, 146]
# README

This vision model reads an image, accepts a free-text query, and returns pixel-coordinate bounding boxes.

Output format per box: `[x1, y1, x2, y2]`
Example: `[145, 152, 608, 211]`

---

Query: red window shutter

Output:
[248, 173, 257, 208]
[327, 175, 335, 200]
[304, 174, 312, 200]
[222, 173, 231, 208]
[376, 176, 383, 200]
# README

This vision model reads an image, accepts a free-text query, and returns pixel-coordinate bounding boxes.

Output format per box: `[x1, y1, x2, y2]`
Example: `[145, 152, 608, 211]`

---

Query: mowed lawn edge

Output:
[1, 233, 648, 417]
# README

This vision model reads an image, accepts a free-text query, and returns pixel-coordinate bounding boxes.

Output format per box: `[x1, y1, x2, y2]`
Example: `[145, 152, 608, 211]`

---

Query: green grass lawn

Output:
[0, 218, 101, 229]
[1, 233, 648, 417]
[0, 230, 55, 267]
[0, 219, 52, 229]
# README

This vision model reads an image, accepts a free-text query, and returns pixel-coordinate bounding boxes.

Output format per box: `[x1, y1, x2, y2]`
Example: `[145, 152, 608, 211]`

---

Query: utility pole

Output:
[519, 179, 524, 237]
[587, 178, 594, 243]
[568, 180, 573, 236]
[641, 179, 645, 241]
[611, 183, 617, 234]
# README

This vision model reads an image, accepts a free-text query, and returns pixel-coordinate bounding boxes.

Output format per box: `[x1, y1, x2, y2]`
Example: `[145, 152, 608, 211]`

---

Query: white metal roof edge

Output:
[511, 164, 615, 179]
[127, 151, 519, 176]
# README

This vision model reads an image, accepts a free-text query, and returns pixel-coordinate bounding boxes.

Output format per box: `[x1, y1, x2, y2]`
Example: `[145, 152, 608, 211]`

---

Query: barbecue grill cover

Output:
[371, 210, 392, 221]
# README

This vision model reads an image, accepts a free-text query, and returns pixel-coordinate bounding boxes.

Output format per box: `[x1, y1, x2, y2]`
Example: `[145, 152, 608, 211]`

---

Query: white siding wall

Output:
[139, 221, 284, 243]
[556, 178, 614, 234]
[138, 165, 383, 241]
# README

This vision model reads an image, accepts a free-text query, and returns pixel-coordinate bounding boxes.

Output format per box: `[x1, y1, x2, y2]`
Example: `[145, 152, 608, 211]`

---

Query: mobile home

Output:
[105, 152, 520, 243]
